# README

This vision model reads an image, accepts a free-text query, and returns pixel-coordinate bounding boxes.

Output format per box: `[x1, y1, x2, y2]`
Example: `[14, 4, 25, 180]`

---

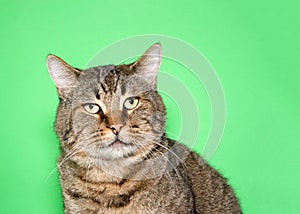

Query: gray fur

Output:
[47, 44, 241, 213]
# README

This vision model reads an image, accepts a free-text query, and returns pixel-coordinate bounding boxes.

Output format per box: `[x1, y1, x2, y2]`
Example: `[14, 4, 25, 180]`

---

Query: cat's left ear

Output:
[131, 43, 162, 86]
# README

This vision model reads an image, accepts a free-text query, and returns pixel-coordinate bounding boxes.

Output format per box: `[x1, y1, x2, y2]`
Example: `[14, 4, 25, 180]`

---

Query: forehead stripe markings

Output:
[100, 82, 107, 93]
[121, 84, 126, 95]
[113, 74, 120, 93]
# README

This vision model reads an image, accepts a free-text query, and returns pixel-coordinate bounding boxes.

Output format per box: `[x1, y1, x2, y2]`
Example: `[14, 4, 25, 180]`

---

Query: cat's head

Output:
[47, 44, 166, 167]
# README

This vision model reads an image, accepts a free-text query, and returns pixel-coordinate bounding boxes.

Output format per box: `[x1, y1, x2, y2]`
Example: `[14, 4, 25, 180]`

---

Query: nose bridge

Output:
[107, 99, 125, 124]
[110, 109, 124, 125]
[108, 94, 124, 125]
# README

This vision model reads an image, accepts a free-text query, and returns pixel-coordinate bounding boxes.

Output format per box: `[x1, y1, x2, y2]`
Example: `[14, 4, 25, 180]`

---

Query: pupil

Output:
[129, 98, 134, 104]
[89, 104, 94, 109]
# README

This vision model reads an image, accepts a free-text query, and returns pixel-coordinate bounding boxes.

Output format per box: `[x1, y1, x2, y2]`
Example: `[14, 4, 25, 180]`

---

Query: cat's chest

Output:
[59, 161, 194, 213]
[88, 184, 193, 214]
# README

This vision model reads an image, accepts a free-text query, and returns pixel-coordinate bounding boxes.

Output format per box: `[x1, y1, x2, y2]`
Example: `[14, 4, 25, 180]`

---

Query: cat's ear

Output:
[131, 43, 162, 86]
[46, 55, 80, 99]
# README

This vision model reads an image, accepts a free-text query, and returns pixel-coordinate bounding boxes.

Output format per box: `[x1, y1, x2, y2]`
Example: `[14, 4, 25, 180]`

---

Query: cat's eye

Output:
[83, 103, 100, 114]
[124, 97, 139, 110]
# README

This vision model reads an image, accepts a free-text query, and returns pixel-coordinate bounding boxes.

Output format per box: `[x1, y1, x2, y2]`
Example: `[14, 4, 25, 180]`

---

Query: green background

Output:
[1, 0, 299, 213]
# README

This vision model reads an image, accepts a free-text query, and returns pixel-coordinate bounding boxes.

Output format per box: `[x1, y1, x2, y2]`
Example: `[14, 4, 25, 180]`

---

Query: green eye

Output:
[83, 103, 100, 114]
[124, 97, 139, 110]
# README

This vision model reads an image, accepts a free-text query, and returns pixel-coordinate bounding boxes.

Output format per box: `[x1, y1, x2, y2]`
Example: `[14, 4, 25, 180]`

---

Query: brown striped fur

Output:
[47, 44, 241, 213]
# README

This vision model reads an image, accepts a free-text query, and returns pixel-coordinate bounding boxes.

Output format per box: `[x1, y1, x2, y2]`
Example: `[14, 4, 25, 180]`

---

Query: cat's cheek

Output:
[149, 111, 165, 134]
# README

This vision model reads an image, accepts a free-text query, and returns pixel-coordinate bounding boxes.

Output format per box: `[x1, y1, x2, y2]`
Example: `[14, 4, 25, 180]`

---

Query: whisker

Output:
[45, 143, 82, 182]
[151, 137, 186, 165]
[135, 141, 159, 178]
[131, 132, 189, 178]
[84, 147, 97, 197]
[148, 145, 177, 186]
[130, 137, 177, 185]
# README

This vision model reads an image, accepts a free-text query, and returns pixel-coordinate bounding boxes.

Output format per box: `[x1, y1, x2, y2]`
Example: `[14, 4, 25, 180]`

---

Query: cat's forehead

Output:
[80, 65, 116, 81]
[76, 64, 150, 99]
[81, 64, 132, 79]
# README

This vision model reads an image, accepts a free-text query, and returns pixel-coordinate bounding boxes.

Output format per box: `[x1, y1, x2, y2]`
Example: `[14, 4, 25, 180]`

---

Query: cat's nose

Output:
[109, 124, 123, 135]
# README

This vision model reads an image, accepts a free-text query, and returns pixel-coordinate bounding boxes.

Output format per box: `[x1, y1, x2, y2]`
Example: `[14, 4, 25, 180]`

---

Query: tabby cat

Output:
[46, 44, 241, 213]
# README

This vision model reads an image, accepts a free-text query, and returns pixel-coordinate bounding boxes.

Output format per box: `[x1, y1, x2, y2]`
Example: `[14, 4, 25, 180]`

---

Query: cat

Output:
[46, 43, 241, 214]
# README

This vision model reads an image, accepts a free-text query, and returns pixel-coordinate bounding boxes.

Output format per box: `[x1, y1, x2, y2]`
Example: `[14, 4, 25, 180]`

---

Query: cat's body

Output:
[47, 44, 241, 214]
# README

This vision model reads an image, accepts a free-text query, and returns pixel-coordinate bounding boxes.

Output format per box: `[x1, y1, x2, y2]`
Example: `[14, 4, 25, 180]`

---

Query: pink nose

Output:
[110, 124, 123, 135]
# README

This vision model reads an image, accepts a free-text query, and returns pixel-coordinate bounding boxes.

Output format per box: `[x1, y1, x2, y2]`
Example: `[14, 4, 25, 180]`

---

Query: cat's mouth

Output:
[87, 138, 137, 161]
[109, 139, 125, 147]
[108, 139, 133, 148]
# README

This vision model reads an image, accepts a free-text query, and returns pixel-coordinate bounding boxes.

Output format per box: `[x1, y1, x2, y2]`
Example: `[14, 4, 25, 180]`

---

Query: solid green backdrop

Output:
[1, 0, 299, 213]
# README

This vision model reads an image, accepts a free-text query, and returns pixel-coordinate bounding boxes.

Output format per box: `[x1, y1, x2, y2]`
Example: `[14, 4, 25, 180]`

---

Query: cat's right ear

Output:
[46, 55, 80, 99]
